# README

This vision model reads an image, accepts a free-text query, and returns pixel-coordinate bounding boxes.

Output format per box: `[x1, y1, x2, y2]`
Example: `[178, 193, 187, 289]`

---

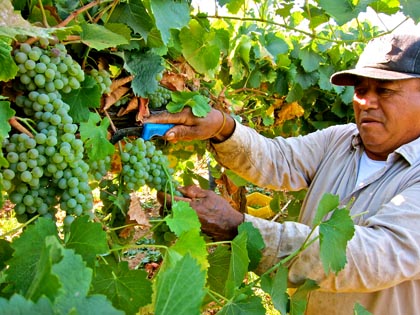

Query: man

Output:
[146, 33, 420, 314]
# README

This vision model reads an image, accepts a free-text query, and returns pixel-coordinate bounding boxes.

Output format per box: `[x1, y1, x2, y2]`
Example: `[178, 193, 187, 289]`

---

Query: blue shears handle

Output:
[110, 123, 174, 144]
[141, 123, 174, 140]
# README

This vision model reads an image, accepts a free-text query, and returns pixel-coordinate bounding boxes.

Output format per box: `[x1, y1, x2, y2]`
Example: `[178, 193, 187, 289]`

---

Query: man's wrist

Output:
[211, 113, 235, 143]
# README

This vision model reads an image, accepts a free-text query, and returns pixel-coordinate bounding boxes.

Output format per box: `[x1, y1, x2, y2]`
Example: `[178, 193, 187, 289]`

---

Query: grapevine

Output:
[120, 138, 175, 193]
[90, 68, 112, 95]
[1, 39, 94, 224]
[147, 85, 172, 110]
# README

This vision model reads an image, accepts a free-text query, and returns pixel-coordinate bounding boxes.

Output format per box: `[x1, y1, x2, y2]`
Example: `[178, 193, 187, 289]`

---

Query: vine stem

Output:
[56, 0, 101, 28]
[0, 214, 40, 238]
[109, 243, 168, 253]
[9, 117, 34, 137]
[37, 0, 49, 27]
[207, 289, 228, 305]
[248, 224, 320, 288]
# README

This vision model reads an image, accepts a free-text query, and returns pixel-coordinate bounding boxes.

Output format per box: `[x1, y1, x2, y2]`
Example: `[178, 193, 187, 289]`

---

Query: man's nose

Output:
[354, 91, 379, 110]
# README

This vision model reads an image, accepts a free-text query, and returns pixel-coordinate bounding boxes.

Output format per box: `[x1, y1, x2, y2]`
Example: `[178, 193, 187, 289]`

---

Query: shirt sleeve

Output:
[213, 121, 420, 293]
[245, 184, 420, 293]
[209, 122, 334, 191]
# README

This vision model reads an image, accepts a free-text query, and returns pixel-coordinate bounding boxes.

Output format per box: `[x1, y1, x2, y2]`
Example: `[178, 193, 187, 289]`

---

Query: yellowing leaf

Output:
[276, 102, 304, 124]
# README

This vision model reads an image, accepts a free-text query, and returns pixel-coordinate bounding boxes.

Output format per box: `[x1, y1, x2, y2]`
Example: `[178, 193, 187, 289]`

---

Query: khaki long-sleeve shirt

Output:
[210, 122, 420, 315]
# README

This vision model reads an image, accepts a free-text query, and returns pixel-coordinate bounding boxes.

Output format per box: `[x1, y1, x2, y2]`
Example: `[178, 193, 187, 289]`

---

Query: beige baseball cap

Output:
[330, 33, 420, 86]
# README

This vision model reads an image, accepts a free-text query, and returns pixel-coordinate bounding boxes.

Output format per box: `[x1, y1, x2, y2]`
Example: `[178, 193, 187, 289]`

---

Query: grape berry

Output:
[1, 39, 177, 226]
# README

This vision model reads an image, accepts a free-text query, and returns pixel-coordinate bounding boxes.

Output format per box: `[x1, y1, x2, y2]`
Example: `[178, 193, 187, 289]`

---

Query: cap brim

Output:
[330, 67, 420, 86]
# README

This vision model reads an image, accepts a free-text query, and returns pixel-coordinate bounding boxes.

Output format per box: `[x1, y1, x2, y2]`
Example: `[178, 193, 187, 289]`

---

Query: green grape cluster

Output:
[13, 41, 85, 94]
[120, 138, 174, 192]
[148, 86, 172, 109]
[1, 40, 93, 224]
[89, 155, 112, 181]
[152, 221, 176, 246]
[89, 68, 112, 94]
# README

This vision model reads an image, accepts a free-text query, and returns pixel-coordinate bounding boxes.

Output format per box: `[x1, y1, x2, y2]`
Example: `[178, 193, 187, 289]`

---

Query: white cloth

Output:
[356, 151, 386, 188]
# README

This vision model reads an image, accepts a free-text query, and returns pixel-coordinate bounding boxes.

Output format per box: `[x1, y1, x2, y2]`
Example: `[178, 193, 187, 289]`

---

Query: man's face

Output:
[353, 77, 420, 160]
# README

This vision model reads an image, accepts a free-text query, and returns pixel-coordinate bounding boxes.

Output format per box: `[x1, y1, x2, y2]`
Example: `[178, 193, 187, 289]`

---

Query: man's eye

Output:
[355, 88, 367, 95]
[377, 88, 393, 95]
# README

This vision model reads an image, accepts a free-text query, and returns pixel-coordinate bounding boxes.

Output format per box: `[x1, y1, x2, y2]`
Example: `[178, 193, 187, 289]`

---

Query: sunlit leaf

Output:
[225, 231, 249, 298]
[165, 201, 201, 236]
[319, 208, 355, 274]
[312, 193, 340, 226]
[64, 215, 109, 268]
[91, 261, 152, 314]
[154, 254, 206, 315]
[261, 265, 289, 314]
[150, 0, 190, 45]
[0, 295, 54, 315]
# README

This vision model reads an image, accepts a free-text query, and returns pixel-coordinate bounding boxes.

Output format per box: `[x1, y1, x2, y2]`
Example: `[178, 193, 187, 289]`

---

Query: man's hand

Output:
[144, 107, 235, 142]
[157, 185, 244, 241]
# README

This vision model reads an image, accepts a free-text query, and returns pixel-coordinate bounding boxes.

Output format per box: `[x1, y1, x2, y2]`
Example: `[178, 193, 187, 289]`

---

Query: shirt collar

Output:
[350, 131, 420, 165]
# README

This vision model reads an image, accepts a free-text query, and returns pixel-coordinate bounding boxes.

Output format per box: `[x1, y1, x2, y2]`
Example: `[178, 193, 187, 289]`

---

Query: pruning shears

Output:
[110, 123, 174, 144]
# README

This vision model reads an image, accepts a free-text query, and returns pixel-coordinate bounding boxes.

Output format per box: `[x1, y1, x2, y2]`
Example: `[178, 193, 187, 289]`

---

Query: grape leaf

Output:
[400, 0, 420, 21]
[319, 208, 355, 274]
[79, 112, 115, 162]
[225, 231, 249, 299]
[0, 38, 18, 82]
[25, 236, 62, 301]
[64, 75, 101, 123]
[154, 253, 206, 315]
[238, 222, 265, 271]
[165, 201, 201, 236]
[207, 245, 231, 295]
[312, 193, 340, 226]
[369, 0, 400, 15]
[80, 23, 129, 50]
[64, 215, 109, 268]
[0, 101, 14, 139]
[107, 0, 154, 42]
[6, 218, 58, 295]
[150, 0, 190, 45]
[0, 239, 13, 271]
[171, 229, 209, 270]
[51, 239, 124, 315]
[0, 295, 54, 315]
[318, 0, 371, 26]
[0, 100, 15, 167]
[261, 265, 289, 315]
[299, 47, 324, 73]
[179, 19, 220, 75]
[263, 33, 290, 64]
[218, 0, 245, 15]
[218, 288, 265, 315]
[124, 50, 164, 97]
[91, 261, 152, 314]
[0, 0, 51, 38]
[104, 23, 132, 42]
[290, 279, 319, 315]
[354, 302, 373, 315]
[166, 91, 211, 117]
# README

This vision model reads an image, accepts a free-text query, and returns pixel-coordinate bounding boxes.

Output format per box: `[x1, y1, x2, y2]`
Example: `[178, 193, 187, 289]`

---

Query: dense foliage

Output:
[0, 0, 419, 314]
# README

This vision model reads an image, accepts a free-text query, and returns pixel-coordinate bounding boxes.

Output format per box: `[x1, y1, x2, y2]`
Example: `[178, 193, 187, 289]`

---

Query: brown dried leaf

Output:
[103, 86, 130, 110]
[128, 193, 151, 227]
[97, 56, 108, 71]
[178, 62, 196, 80]
[117, 97, 138, 117]
[161, 72, 186, 91]
[110, 75, 134, 92]
[136, 97, 150, 122]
